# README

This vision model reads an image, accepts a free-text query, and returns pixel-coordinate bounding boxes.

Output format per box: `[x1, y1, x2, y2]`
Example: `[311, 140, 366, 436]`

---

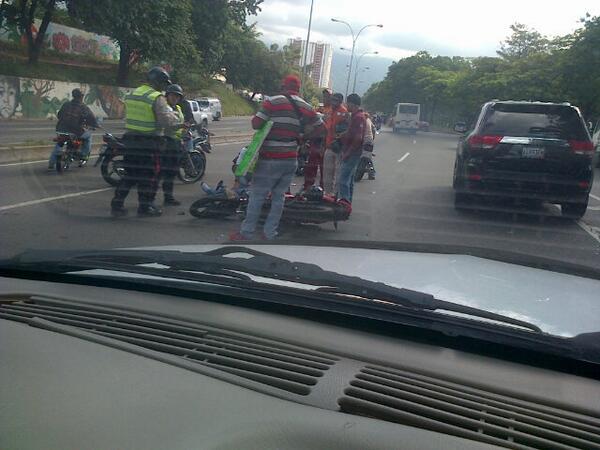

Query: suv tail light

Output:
[468, 135, 503, 149]
[569, 140, 594, 155]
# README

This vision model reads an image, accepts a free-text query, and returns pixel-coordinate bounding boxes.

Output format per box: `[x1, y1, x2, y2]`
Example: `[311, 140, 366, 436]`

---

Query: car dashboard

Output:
[1, 276, 600, 450]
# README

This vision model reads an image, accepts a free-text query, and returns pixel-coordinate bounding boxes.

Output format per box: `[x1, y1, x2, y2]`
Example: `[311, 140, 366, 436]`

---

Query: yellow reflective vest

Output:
[125, 84, 161, 134]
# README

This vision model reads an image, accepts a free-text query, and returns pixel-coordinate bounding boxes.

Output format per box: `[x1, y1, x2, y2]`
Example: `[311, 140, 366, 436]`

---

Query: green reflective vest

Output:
[125, 84, 161, 134]
[167, 104, 185, 139]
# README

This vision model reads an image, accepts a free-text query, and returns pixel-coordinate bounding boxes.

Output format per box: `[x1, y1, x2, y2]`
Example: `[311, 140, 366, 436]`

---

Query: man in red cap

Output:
[230, 74, 324, 240]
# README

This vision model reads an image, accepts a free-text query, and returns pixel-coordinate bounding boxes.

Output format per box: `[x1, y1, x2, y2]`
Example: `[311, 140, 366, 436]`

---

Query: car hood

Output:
[98, 244, 600, 338]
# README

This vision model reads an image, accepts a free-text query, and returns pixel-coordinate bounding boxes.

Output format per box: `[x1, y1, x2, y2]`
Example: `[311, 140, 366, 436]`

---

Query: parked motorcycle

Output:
[354, 149, 376, 182]
[97, 126, 211, 187]
[189, 184, 352, 229]
[53, 133, 83, 173]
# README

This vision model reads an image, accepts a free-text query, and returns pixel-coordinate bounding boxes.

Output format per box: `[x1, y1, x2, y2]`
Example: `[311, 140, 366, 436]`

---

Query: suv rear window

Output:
[198, 100, 210, 108]
[481, 103, 589, 140]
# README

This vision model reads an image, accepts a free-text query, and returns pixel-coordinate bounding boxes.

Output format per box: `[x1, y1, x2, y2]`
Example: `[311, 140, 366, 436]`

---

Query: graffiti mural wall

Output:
[0, 19, 120, 62]
[0, 75, 130, 120]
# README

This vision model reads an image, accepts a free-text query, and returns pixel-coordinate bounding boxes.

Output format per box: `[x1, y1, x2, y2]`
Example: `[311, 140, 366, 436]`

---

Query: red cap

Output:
[282, 74, 301, 93]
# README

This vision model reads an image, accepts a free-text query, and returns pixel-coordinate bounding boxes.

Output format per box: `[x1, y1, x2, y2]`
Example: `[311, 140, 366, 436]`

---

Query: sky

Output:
[252, 0, 600, 60]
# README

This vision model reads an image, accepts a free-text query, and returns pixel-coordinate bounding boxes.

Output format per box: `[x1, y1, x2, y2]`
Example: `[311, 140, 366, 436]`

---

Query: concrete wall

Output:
[0, 75, 131, 120]
[1, 19, 120, 62]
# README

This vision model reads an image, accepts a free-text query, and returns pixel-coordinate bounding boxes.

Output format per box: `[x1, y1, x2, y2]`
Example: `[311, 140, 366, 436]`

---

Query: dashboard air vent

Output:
[0, 297, 338, 396]
[339, 365, 600, 450]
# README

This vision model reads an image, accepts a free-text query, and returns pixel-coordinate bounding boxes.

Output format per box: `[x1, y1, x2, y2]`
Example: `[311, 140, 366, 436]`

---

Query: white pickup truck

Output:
[187, 100, 210, 127]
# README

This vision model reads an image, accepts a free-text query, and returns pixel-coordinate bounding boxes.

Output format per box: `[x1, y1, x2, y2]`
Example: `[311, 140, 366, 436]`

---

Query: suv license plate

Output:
[522, 147, 545, 159]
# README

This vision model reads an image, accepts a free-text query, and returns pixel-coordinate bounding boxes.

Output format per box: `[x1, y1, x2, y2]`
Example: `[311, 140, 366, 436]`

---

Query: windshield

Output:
[1, 0, 600, 341]
[397, 104, 419, 115]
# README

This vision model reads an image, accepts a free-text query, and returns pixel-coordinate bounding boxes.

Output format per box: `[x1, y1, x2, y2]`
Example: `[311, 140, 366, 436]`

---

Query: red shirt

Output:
[341, 109, 366, 159]
[251, 91, 319, 159]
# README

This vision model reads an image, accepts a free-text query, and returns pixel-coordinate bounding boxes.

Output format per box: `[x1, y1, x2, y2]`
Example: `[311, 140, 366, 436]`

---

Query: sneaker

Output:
[229, 231, 251, 241]
[111, 206, 128, 217]
[78, 159, 88, 167]
[164, 197, 181, 206]
[137, 205, 163, 217]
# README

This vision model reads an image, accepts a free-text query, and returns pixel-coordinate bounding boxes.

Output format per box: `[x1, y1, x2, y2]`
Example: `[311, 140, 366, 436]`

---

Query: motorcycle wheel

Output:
[55, 154, 64, 173]
[354, 160, 367, 182]
[101, 153, 126, 187]
[189, 197, 235, 218]
[178, 151, 206, 184]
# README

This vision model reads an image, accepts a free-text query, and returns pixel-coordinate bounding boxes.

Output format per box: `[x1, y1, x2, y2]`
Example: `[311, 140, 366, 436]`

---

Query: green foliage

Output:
[364, 19, 600, 124]
[66, 0, 199, 84]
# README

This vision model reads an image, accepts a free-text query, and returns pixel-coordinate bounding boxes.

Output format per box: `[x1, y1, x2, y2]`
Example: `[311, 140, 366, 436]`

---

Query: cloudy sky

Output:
[252, 0, 600, 60]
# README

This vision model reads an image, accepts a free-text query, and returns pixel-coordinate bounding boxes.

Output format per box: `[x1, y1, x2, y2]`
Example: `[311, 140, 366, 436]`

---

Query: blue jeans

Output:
[338, 153, 361, 202]
[49, 130, 92, 166]
[241, 158, 297, 239]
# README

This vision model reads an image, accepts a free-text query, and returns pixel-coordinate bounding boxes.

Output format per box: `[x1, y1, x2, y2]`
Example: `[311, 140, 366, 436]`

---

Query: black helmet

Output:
[165, 84, 184, 97]
[147, 66, 172, 89]
[72, 88, 84, 99]
[306, 186, 324, 202]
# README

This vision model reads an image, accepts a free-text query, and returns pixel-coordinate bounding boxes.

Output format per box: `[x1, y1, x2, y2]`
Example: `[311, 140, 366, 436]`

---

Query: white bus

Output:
[393, 103, 421, 134]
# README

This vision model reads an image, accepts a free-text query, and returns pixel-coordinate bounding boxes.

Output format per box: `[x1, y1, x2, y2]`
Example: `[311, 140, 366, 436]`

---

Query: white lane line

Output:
[0, 141, 249, 168]
[0, 188, 111, 212]
[576, 220, 600, 244]
[589, 193, 600, 202]
[397, 152, 411, 163]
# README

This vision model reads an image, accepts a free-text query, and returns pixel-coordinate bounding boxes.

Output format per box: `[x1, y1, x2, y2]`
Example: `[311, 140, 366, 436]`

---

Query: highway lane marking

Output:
[576, 220, 600, 244]
[0, 141, 249, 168]
[0, 188, 112, 212]
[590, 193, 600, 202]
[397, 152, 411, 163]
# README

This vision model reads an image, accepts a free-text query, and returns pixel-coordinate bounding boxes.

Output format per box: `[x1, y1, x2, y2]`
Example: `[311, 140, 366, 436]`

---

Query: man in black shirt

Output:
[49, 89, 99, 169]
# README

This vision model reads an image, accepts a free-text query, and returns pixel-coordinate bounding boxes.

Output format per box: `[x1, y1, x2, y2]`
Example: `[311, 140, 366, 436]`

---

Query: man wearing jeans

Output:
[49, 89, 98, 169]
[230, 75, 323, 241]
[337, 93, 366, 204]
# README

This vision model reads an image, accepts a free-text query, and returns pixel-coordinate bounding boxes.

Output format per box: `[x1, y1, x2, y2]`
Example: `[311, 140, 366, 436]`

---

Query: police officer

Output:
[161, 84, 186, 206]
[110, 67, 181, 217]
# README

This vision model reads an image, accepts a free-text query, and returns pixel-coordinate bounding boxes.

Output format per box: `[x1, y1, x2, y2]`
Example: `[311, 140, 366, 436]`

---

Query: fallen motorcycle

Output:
[97, 126, 211, 186]
[189, 183, 352, 229]
[53, 133, 83, 173]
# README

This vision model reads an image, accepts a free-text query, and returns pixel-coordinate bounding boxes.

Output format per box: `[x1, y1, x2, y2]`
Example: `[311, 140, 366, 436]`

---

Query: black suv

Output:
[453, 101, 594, 218]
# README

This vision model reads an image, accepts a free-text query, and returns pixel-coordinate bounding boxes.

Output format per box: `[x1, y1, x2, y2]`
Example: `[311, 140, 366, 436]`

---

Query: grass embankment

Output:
[0, 41, 256, 116]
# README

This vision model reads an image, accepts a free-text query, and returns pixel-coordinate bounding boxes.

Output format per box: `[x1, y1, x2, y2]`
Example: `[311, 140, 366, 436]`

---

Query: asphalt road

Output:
[0, 116, 252, 146]
[1, 128, 600, 270]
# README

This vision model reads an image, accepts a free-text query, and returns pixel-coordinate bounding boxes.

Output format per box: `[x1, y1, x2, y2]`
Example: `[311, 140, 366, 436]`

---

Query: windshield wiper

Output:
[2, 246, 542, 333]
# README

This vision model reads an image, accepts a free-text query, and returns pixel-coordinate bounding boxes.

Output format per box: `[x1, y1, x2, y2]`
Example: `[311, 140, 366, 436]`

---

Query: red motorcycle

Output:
[53, 133, 83, 173]
[189, 183, 352, 229]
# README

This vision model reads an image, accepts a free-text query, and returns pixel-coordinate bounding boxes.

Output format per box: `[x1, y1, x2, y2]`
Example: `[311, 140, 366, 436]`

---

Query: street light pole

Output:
[352, 51, 378, 93]
[300, 0, 315, 97]
[331, 19, 383, 98]
[352, 67, 370, 93]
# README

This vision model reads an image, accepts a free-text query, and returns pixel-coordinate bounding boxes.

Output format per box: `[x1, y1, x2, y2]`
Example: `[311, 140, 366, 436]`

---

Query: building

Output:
[288, 38, 333, 89]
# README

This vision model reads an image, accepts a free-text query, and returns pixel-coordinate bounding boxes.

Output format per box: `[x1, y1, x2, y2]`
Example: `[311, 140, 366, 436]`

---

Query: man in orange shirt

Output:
[302, 89, 332, 191]
[322, 93, 348, 195]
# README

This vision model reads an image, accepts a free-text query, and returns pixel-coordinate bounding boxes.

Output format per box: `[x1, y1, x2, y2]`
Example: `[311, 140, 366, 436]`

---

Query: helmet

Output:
[147, 66, 172, 89]
[165, 84, 184, 97]
[72, 88, 84, 99]
[306, 186, 324, 202]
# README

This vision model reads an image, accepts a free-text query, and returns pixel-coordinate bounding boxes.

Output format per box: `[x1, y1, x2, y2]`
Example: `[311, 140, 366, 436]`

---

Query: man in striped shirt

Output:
[230, 75, 324, 240]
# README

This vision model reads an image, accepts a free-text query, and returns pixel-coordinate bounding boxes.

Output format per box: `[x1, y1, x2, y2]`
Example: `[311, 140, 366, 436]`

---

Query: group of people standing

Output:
[230, 74, 374, 241]
[110, 67, 194, 217]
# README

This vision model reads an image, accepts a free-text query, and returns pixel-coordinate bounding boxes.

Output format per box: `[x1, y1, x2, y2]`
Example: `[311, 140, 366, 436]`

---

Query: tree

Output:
[66, 0, 198, 85]
[498, 23, 549, 60]
[190, 0, 263, 75]
[2, 0, 61, 64]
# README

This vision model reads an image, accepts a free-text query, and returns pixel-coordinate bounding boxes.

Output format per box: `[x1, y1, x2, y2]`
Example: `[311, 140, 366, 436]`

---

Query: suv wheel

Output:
[561, 200, 588, 219]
